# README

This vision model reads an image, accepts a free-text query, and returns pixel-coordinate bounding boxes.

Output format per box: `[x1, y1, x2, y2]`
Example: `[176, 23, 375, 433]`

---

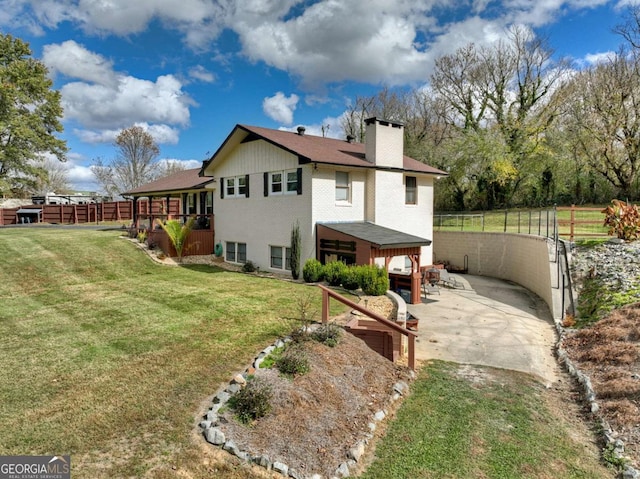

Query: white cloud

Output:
[157, 158, 202, 169]
[583, 51, 617, 65]
[188, 65, 216, 83]
[61, 74, 191, 129]
[74, 123, 180, 145]
[43, 40, 118, 86]
[263, 92, 299, 125]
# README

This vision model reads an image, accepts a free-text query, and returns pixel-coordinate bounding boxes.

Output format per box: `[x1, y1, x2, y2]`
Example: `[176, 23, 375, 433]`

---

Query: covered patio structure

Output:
[316, 222, 432, 304]
[122, 168, 217, 257]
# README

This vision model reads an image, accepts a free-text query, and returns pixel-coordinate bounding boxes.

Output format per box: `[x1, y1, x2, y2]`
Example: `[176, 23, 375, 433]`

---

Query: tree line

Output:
[340, 10, 640, 211]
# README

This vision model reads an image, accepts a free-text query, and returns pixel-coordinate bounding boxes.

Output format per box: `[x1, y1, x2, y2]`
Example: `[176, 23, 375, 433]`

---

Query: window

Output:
[270, 245, 292, 270]
[226, 241, 247, 263]
[205, 191, 213, 215]
[223, 175, 249, 198]
[335, 171, 350, 202]
[187, 193, 196, 214]
[267, 169, 299, 195]
[405, 176, 417, 205]
[270, 172, 282, 194]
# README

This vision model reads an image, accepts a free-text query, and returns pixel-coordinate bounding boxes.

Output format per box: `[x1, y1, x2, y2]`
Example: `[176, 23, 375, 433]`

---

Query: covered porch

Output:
[122, 169, 216, 257]
[316, 222, 432, 304]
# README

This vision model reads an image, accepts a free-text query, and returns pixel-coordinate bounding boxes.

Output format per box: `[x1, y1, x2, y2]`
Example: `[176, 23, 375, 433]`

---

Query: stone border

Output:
[554, 318, 640, 478]
[198, 326, 414, 479]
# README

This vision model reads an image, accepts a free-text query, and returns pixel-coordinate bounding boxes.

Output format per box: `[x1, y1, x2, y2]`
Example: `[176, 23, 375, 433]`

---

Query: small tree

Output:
[155, 217, 195, 261]
[290, 220, 301, 279]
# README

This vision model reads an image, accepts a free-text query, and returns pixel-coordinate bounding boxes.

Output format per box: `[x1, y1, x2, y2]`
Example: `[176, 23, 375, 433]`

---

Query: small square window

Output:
[226, 241, 236, 262]
[237, 243, 247, 263]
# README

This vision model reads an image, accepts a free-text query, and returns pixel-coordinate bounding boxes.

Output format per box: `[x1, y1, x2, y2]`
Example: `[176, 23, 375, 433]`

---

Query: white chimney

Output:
[364, 117, 404, 168]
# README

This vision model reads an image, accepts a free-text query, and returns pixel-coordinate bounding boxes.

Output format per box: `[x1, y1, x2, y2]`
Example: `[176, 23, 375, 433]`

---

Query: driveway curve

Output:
[407, 274, 560, 385]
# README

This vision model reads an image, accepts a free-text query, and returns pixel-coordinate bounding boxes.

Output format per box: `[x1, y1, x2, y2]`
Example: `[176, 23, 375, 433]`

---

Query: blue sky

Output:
[0, 0, 634, 191]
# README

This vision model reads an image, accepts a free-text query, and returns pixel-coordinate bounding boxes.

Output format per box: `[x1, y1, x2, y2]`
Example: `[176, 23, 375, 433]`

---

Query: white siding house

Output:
[200, 117, 446, 273]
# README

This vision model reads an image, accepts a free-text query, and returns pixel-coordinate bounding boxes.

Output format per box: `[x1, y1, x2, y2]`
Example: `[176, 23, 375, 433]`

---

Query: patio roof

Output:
[319, 222, 432, 250]
[122, 168, 215, 196]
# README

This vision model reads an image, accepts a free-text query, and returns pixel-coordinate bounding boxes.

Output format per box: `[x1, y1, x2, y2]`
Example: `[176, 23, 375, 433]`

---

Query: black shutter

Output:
[263, 172, 269, 197]
[296, 167, 302, 195]
[199, 191, 206, 214]
[220, 178, 224, 199]
[245, 174, 250, 198]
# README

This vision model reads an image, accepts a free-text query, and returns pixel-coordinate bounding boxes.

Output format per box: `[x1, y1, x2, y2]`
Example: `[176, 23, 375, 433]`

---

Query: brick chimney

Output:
[364, 117, 404, 168]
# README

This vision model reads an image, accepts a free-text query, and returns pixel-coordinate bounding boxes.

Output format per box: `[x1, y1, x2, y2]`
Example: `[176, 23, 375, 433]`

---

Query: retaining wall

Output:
[433, 231, 554, 316]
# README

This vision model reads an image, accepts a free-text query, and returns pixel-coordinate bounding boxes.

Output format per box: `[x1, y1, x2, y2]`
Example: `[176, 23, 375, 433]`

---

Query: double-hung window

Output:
[222, 175, 249, 198]
[405, 176, 417, 205]
[268, 169, 299, 195]
[226, 241, 247, 263]
[335, 171, 350, 202]
[270, 245, 292, 270]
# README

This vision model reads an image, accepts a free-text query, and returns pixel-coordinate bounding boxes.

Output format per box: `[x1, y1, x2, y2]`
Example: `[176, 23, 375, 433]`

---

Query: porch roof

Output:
[319, 221, 432, 250]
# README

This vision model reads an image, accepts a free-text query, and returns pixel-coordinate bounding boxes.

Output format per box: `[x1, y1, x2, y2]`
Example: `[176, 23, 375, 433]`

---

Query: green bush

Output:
[302, 258, 324, 283]
[359, 264, 389, 296]
[311, 323, 342, 347]
[228, 377, 273, 423]
[341, 266, 361, 291]
[276, 344, 310, 377]
[324, 261, 348, 286]
[242, 260, 257, 273]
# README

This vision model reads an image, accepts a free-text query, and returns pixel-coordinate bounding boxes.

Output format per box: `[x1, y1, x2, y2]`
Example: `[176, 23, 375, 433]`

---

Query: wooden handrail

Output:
[318, 284, 417, 370]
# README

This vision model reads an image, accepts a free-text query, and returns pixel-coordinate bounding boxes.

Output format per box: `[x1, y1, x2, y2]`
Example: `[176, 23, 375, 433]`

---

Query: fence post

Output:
[321, 288, 329, 324]
[570, 205, 576, 243]
[503, 209, 508, 232]
[518, 210, 521, 233]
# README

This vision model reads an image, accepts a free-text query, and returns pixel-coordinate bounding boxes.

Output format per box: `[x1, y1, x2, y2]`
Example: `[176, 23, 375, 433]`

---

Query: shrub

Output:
[324, 261, 348, 286]
[276, 344, 310, 377]
[290, 221, 301, 280]
[228, 377, 273, 423]
[311, 323, 342, 347]
[602, 199, 640, 241]
[341, 266, 361, 291]
[302, 259, 324, 283]
[242, 260, 257, 273]
[359, 264, 389, 296]
[137, 230, 147, 243]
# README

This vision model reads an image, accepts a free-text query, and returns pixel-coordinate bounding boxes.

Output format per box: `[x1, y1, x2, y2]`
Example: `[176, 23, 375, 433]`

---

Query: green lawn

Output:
[0, 228, 613, 478]
[361, 361, 613, 479]
[0, 228, 344, 478]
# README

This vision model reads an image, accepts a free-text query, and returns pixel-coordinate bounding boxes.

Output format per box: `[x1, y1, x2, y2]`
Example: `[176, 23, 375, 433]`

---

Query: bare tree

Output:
[31, 156, 71, 195]
[561, 49, 640, 198]
[90, 126, 160, 197]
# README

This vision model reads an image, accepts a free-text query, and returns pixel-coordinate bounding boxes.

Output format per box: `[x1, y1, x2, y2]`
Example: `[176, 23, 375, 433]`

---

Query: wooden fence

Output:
[0, 199, 180, 226]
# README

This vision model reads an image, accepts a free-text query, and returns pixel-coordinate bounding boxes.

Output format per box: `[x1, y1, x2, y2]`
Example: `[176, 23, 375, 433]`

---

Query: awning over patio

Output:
[316, 222, 432, 304]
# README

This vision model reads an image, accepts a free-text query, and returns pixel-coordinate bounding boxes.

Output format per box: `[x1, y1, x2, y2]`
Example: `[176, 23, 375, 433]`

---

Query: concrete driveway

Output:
[407, 274, 560, 385]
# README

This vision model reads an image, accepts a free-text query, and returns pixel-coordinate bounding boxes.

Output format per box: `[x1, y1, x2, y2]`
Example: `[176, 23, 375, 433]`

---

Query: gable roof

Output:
[320, 221, 432, 249]
[200, 124, 447, 176]
[122, 168, 215, 196]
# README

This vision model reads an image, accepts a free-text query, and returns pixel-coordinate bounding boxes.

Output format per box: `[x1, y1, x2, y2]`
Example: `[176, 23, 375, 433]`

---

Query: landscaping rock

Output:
[204, 427, 225, 446]
[273, 461, 288, 475]
[213, 391, 231, 404]
[347, 441, 365, 462]
[393, 381, 409, 396]
[334, 462, 349, 478]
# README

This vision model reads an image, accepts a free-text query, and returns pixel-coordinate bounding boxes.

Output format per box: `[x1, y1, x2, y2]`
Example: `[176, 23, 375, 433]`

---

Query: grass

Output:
[434, 207, 610, 240]
[0, 228, 348, 478]
[0, 228, 614, 478]
[360, 361, 613, 479]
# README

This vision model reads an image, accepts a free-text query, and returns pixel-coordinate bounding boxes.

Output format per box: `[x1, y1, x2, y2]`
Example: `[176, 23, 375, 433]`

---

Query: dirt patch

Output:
[563, 304, 640, 468]
[215, 331, 413, 478]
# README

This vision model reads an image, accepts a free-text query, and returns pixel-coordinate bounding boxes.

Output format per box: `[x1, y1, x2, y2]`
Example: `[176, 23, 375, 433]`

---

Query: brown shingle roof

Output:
[123, 168, 214, 196]
[200, 124, 447, 176]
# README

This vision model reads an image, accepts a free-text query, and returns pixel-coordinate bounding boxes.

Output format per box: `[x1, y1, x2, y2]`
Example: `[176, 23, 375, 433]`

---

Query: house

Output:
[199, 117, 447, 281]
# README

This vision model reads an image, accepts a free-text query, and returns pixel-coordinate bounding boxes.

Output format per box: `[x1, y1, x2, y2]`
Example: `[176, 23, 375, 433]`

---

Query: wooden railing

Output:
[318, 284, 417, 370]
